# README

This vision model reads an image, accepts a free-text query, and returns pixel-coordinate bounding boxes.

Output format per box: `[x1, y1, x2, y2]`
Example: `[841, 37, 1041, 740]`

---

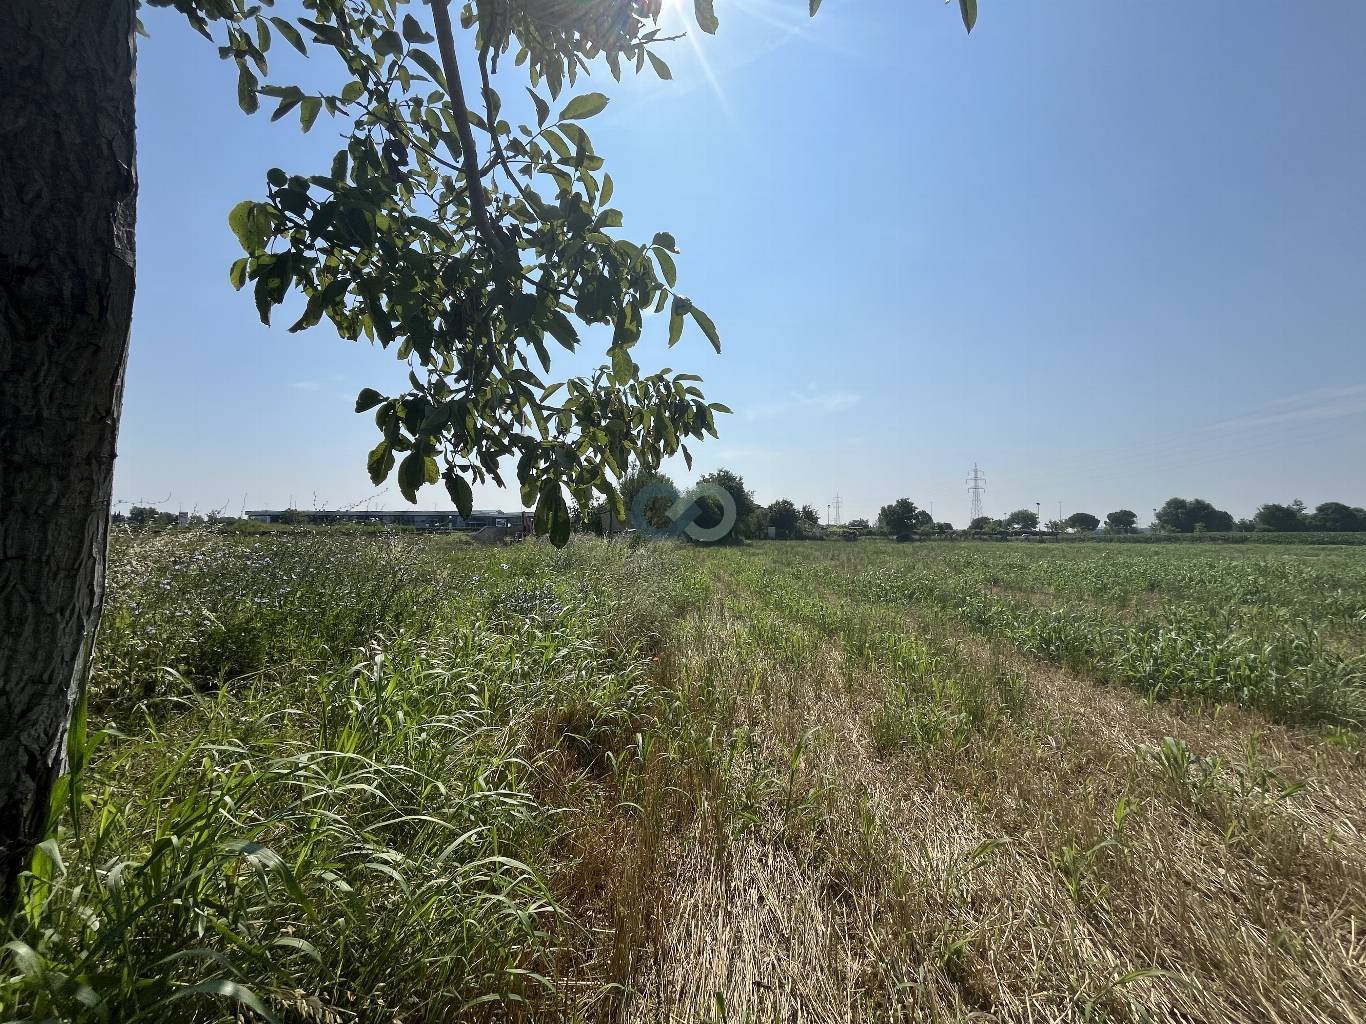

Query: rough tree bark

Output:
[0, 0, 138, 915]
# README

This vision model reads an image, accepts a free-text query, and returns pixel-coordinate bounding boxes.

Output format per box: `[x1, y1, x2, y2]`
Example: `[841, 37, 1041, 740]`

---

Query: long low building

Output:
[245, 509, 520, 531]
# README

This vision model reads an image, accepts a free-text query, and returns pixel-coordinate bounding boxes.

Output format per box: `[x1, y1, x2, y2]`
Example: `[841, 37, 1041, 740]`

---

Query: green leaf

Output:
[401, 14, 434, 43]
[550, 491, 571, 547]
[652, 231, 678, 253]
[446, 474, 474, 518]
[397, 451, 425, 502]
[694, 0, 719, 34]
[375, 29, 403, 58]
[542, 129, 571, 160]
[546, 310, 579, 350]
[654, 248, 677, 287]
[959, 0, 977, 32]
[229, 258, 249, 291]
[237, 64, 259, 114]
[367, 441, 394, 484]
[167, 980, 280, 1024]
[690, 306, 721, 352]
[270, 17, 307, 54]
[609, 345, 635, 383]
[32, 838, 64, 877]
[559, 92, 609, 121]
[534, 483, 555, 536]
[355, 388, 384, 413]
[668, 299, 685, 347]
[647, 51, 672, 80]
[227, 202, 253, 250]
[227, 201, 273, 252]
[527, 88, 549, 127]
[410, 49, 447, 90]
[299, 95, 322, 132]
[340, 80, 364, 103]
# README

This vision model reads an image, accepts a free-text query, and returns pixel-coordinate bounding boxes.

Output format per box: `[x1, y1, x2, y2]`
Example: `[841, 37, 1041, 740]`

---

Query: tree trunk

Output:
[0, 0, 137, 915]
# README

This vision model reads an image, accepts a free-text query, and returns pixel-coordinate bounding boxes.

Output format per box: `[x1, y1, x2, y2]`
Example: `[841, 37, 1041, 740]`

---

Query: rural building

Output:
[245, 509, 519, 531]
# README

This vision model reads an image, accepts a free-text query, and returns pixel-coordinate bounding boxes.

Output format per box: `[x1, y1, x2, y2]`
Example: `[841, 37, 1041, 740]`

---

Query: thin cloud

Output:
[743, 387, 862, 421]
[1206, 383, 1366, 433]
[289, 373, 346, 393]
[1033, 382, 1366, 493]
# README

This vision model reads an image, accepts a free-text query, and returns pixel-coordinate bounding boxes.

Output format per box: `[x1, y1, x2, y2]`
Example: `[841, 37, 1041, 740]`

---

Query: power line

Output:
[966, 464, 986, 523]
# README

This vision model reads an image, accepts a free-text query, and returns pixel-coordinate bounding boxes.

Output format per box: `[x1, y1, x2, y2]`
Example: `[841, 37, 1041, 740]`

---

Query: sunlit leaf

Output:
[559, 92, 609, 120]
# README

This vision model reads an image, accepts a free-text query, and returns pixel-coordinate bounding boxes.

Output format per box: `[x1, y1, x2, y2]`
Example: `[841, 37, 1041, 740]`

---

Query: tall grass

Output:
[2, 532, 709, 1022]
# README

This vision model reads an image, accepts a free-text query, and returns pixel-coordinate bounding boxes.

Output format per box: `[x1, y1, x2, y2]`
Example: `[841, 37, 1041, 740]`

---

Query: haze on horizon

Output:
[118, 1, 1366, 527]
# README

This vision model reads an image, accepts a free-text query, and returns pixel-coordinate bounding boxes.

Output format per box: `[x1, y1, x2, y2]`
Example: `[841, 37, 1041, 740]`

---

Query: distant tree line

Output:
[124, 487, 1366, 544]
[113, 506, 236, 527]
[1140, 497, 1366, 534]
[1244, 500, 1366, 533]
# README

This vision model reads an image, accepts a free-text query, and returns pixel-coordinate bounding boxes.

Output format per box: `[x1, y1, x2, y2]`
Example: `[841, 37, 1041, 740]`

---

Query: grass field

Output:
[4, 532, 1364, 1021]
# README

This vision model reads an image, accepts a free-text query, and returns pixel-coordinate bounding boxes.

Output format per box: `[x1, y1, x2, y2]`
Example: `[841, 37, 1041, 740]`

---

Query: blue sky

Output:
[121, 1, 1366, 526]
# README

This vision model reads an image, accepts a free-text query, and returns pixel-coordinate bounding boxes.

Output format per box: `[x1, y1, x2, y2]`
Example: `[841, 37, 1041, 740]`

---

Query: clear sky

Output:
[120, 1, 1366, 526]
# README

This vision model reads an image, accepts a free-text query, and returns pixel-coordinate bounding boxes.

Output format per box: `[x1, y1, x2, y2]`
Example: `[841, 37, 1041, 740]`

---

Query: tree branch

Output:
[429, 0, 505, 254]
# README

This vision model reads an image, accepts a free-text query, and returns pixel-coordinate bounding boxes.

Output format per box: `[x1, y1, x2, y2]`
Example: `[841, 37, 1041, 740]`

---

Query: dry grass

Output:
[614, 543, 1366, 1023]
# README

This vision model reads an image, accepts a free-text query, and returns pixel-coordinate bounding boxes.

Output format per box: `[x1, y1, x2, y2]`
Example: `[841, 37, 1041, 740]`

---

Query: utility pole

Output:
[966, 464, 986, 523]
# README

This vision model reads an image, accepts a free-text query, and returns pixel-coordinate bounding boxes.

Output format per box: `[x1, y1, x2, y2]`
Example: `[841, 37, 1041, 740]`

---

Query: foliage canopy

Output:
[150, 0, 745, 545]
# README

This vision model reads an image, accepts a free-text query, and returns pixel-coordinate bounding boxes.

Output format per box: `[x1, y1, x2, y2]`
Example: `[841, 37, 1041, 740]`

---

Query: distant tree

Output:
[768, 498, 799, 539]
[1310, 502, 1366, 532]
[935, 521, 954, 534]
[847, 517, 871, 531]
[1204, 506, 1235, 532]
[1253, 500, 1309, 532]
[1153, 497, 1234, 533]
[570, 498, 609, 535]
[1043, 518, 1065, 534]
[1153, 498, 1192, 532]
[690, 468, 758, 544]
[620, 465, 678, 531]
[1005, 508, 1039, 532]
[1105, 509, 1138, 533]
[1065, 512, 1100, 533]
[798, 505, 820, 526]
[281, 509, 307, 526]
[969, 515, 992, 532]
[879, 498, 923, 538]
[127, 505, 160, 527]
